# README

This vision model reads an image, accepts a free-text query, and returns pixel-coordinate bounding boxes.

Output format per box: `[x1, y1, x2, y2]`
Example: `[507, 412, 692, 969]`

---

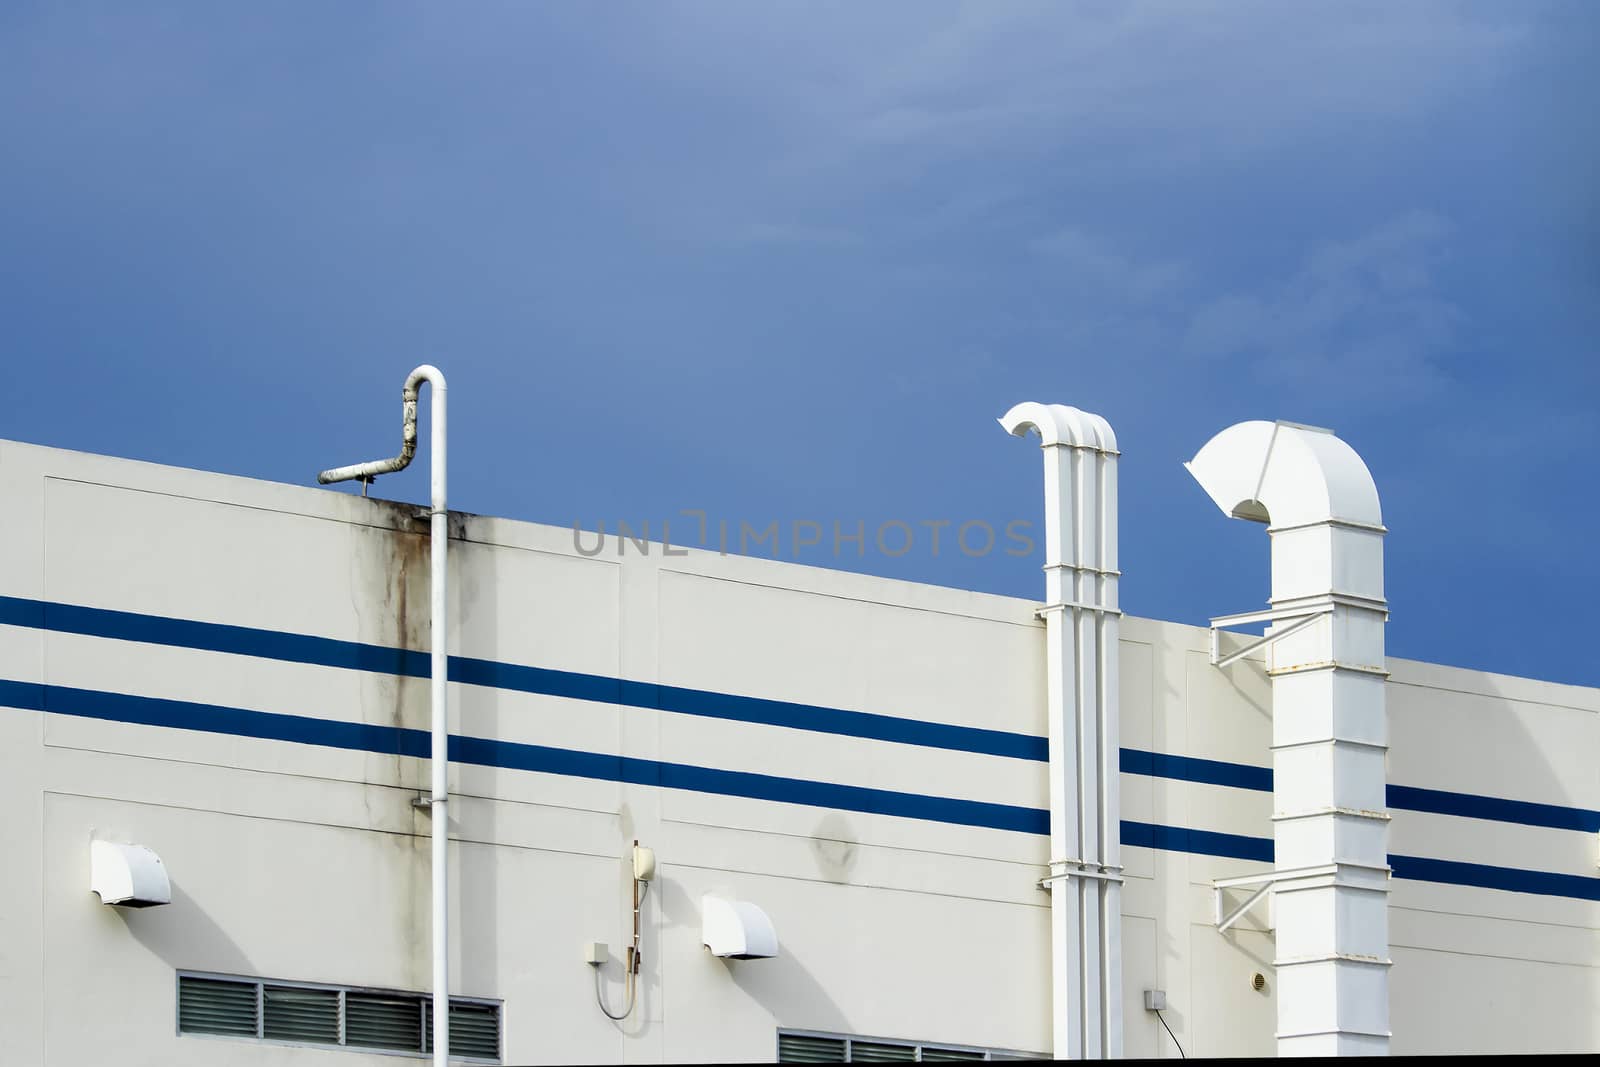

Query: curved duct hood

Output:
[1184, 419, 1382, 531]
[91, 839, 171, 908]
[701, 895, 778, 960]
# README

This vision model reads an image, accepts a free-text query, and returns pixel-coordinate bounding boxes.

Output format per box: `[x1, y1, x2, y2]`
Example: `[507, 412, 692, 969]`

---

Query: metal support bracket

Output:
[1039, 859, 1126, 890]
[1037, 601, 1123, 619]
[1212, 863, 1338, 932]
[1209, 604, 1335, 669]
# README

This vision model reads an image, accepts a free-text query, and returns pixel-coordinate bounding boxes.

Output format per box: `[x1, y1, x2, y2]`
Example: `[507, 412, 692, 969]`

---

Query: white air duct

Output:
[1001, 402, 1122, 1059]
[1186, 420, 1390, 1057]
[701, 896, 779, 960]
[90, 839, 171, 908]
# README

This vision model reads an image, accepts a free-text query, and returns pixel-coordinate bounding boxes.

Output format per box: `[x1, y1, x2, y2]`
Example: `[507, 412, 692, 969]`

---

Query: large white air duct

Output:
[1001, 403, 1122, 1059]
[1186, 420, 1390, 1057]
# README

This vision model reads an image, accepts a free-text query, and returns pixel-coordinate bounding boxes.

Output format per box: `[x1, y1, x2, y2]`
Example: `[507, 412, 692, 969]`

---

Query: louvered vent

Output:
[850, 1041, 917, 1062]
[425, 1000, 502, 1059]
[263, 985, 339, 1045]
[177, 971, 500, 1061]
[345, 992, 423, 1051]
[177, 975, 258, 1037]
[921, 1049, 986, 1062]
[778, 1033, 847, 1062]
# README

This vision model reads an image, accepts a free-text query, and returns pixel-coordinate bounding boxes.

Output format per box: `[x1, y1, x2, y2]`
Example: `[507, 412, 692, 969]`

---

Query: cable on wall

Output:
[1155, 1009, 1186, 1059]
[592, 841, 656, 1022]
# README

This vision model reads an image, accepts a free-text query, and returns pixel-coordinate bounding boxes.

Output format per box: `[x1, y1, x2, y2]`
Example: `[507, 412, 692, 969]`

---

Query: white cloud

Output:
[1014, 211, 1464, 404]
[613, 2, 1534, 250]
[1181, 211, 1462, 398]
[1032, 227, 1187, 303]
[649, 1, 1528, 170]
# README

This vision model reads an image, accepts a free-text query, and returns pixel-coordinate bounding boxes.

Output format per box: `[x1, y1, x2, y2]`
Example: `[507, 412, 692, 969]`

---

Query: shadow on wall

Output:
[1384, 668, 1594, 1055]
[1145, 637, 1277, 1059]
[114, 880, 256, 978]
[652, 872, 850, 1041]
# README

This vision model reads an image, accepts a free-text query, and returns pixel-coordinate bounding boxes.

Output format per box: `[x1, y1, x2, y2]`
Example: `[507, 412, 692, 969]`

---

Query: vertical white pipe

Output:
[1042, 437, 1085, 1061]
[1096, 437, 1123, 1058]
[426, 370, 449, 1067]
[1073, 444, 1102, 1058]
[316, 366, 450, 1065]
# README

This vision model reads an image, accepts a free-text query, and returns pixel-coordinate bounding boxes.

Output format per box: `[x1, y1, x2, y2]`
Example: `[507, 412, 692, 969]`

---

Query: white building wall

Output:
[0, 438, 1596, 1063]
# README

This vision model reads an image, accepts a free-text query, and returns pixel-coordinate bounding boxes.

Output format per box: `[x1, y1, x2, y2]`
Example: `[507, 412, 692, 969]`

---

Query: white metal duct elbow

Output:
[999, 401, 1118, 453]
[1184, 420, 1381, 531]
[90, 839, 171, 908]
[701, 895, 778, 960]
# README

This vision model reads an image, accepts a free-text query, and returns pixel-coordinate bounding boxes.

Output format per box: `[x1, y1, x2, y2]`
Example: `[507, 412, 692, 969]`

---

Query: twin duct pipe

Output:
[1002, 403, 1123, 1060]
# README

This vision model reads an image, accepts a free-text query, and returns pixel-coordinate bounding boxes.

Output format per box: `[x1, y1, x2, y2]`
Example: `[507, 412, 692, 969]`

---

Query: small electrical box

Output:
[1144, 989, 1168, 1011]
[632, 844, 656, 883]
[584, 941, 608, 966]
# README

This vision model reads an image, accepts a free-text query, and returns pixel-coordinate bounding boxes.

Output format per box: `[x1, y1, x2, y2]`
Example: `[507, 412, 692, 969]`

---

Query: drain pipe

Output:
[319, 365, 451, 1066]
[1001, 402, 1122, 1059]
[1186, 420, 1389, 1056]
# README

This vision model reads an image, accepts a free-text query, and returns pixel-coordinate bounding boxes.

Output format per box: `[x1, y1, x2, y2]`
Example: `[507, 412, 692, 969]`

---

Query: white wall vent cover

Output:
[701, 895, 778, 959]
[90, 838, 171, 907]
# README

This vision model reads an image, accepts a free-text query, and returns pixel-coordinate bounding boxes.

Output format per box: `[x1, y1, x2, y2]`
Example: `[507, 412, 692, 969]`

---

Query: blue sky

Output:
[3, 2, 1596, 686]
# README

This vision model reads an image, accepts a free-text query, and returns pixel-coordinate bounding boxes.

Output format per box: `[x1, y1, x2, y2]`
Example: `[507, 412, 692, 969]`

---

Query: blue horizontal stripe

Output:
[1389, 854, 1600, 902]
[1, 679, 1047, 836]
[1387, 784, 1600, 834]
[1121, 820, 1275, 863]
[1120, 745, 1600, 836]
[1121, 748, 1273, 792]
[0, 595, 428, 677]
[0, 595, 1045, 763]
[4, 595, 1597, 839]
[3, 678, 1597, 901]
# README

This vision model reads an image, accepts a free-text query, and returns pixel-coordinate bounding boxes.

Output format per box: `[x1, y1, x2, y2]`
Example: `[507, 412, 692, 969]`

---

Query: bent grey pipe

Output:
[316, 367, 431, 486]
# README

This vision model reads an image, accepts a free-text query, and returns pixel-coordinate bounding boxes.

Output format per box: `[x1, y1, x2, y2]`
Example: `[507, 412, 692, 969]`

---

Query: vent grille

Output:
[178, 972, 500, 1060]
[778, 1031, 1042, 1063]
[425, 999, 502, 1059]
[346, 992, 424, 1052]
[263, 984, 339, 1045]
[779, 1033, 847, 1062]
[178, 975, 258, 1037]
